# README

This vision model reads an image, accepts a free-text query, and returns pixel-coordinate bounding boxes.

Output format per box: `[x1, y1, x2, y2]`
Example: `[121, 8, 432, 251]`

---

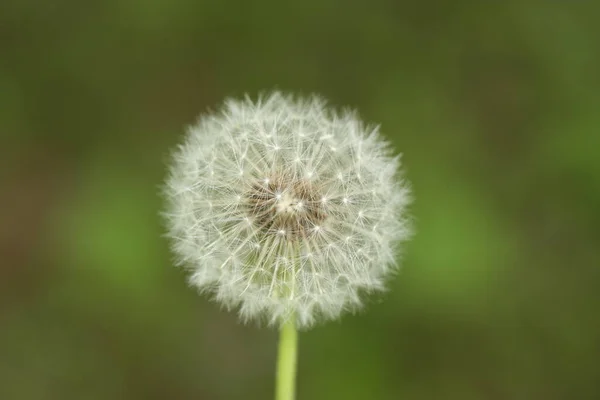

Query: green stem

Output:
[275, 317, 298, 400]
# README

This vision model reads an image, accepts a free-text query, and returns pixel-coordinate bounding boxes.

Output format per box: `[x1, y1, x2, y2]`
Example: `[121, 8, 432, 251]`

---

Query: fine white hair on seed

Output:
[163, 92, 412, 329]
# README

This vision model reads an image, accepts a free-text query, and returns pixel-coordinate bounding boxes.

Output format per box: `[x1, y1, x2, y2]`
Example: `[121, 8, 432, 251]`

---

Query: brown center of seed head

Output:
[245, 176, 326, 240]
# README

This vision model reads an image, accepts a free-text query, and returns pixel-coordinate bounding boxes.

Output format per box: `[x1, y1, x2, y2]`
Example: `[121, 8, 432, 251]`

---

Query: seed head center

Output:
[245, 176, 326, 240]
[275, 192, 303, 214]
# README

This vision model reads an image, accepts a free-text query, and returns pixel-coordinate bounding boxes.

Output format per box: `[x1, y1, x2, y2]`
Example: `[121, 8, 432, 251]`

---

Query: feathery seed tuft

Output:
[164, 92, 412, 328]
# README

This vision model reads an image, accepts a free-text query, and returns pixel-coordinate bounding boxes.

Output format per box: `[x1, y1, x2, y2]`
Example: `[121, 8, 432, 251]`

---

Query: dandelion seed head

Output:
[164, 92, 412, 329]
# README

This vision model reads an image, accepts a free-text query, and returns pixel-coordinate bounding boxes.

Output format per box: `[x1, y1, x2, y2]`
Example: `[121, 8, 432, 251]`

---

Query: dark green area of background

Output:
[1, 1, 599, 399]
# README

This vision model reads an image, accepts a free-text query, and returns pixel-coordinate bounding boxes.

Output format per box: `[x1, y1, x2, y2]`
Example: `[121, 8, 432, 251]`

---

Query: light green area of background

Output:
[1, 1, 599, 399]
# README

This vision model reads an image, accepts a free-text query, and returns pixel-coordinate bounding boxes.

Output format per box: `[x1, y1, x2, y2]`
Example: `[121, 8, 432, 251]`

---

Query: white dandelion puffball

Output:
[164, 92, 412, 329]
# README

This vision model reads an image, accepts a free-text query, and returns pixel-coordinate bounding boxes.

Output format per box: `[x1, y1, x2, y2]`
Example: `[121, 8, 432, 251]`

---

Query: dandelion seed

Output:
[163, 92, 412, 329]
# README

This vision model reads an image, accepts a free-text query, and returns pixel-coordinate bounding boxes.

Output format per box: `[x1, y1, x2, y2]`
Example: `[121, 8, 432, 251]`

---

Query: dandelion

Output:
[163, 92, 412, 399]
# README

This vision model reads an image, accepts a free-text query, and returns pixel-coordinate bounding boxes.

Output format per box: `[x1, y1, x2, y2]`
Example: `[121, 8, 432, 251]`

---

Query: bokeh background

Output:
[2, 1, 599, 399]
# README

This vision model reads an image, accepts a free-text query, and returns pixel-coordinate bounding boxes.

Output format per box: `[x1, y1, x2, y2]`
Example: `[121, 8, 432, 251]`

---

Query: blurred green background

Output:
[1, 1, 599, 399]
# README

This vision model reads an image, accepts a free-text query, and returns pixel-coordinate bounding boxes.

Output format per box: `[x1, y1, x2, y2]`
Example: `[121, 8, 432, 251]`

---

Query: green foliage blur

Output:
[1, 1, 599, 399]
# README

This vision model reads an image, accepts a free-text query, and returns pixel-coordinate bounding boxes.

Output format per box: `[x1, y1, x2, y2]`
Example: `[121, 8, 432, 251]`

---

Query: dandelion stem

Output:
[275, 317, 298, 400]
